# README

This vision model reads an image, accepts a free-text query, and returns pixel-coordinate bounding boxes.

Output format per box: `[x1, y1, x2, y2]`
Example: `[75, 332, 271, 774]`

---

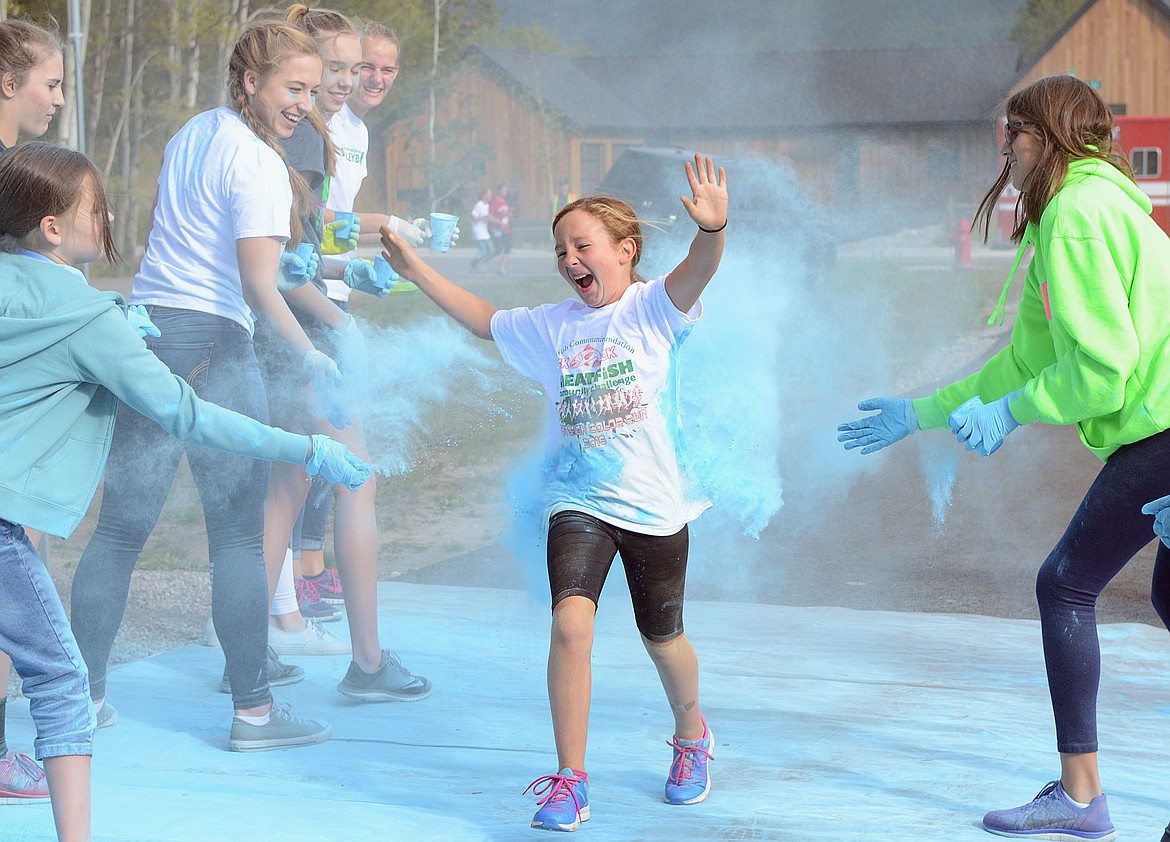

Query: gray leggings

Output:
[1036, 426, 1170, 754]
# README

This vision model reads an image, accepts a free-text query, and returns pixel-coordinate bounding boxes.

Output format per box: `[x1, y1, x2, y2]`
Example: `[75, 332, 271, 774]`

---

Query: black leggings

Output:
[547, 511, 689, 642]
[1036, 426, 1170, 754]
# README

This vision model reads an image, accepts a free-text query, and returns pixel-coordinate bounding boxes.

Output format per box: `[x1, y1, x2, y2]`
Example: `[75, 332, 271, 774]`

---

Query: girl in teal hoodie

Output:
[0, 142, 369, 842]
[838, 75, 1170, 841]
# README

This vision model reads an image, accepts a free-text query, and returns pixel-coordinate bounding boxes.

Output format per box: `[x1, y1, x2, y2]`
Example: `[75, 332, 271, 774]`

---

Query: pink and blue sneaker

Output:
[665, 716, 713, 805]
[982, 780, 1117, 841]
[525, 767, 589, 832]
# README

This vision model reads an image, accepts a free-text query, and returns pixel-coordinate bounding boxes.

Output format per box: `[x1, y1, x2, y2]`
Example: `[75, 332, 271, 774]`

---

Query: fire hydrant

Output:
[951, 217, 972, 269]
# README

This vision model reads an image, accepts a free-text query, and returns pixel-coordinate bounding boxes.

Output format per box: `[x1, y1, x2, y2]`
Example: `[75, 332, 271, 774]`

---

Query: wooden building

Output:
[1014, 0, 1170, 114]
[367, 0, 1170, 240]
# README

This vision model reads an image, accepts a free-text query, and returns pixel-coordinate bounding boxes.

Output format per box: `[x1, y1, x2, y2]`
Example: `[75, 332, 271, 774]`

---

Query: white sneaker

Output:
[268, 619, 351, 656]
[202, 617, 220, 648]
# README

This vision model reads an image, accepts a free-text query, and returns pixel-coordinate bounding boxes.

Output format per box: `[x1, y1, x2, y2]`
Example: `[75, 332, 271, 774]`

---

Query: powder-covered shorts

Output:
[547, 510, 689, 642]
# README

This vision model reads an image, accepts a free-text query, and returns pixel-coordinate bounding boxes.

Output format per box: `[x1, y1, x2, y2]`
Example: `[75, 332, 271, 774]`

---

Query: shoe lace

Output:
[13, 752, 45, 782]
[296, 578, 322, 604]
[524, 772, 585, 811]
[667, 737, 713, 785]
[322, 568, 342, 591]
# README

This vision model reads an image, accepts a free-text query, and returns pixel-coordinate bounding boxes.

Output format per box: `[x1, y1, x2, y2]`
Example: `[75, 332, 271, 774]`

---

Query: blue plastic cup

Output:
[292, 242, 316, 277]
[332, 211, 356, 240]
[429, 213, 459, 253]
[374, 254, 399, 289]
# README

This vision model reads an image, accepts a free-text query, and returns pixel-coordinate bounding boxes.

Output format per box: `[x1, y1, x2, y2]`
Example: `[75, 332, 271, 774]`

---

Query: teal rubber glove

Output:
[306, 434, 370, 490]
[1140, 494, 1170, 549]
[331, 315, 368, 396]
[949, 392, 1020, 457]
[343, 259, 391, 298]
[278, 248, 319, 292]
[838, 397, 919, 454]
[302, 349, 351, 430]
[126, 304, 161, 338]
[320, 216, 360, 255]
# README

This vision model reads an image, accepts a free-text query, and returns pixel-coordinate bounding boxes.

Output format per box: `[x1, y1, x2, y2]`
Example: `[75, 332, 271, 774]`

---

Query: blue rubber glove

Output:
[948, 392, 1020, 457]
[278, 248, 319, 292]
[343, 259, 391, 298]
[302, 349, 351, 430]
[331, 315, 368, 396]
[320, 216, 361, 255]
[306, 434, 370, 490]
[126, 304, 161, 338]
[837, 397, 919, 454]
[1141, 494, 1170, 549]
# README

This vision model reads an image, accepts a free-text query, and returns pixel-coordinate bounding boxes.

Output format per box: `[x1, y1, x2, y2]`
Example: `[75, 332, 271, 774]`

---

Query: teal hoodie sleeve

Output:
[70, 306, 310, 465]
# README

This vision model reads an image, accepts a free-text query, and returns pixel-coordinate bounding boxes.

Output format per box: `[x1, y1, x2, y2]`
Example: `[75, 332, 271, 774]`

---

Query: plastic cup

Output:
[429, 212, 459, 253]
[373, 254, 399, 289]
[332, 211, 356, 240]
[292, 242, 316, 277]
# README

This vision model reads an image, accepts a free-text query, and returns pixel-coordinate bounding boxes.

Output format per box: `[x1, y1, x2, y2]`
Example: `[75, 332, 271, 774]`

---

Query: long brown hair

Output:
[973, 75, 1131, 243]
[227, 21, 321, 245]
[553, 196, 645, 283]
[0, 142, 118, 263]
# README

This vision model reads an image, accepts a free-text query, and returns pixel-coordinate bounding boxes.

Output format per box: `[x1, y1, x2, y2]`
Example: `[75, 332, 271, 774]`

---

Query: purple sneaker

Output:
[525, 768, 589, 831]
[1161, 821, 1169, 842]
[982, 780, 1117, 841]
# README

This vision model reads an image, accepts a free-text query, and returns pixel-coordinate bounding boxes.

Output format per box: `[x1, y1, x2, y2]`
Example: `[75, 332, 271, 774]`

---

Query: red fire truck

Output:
[998, 115, 1170, 241]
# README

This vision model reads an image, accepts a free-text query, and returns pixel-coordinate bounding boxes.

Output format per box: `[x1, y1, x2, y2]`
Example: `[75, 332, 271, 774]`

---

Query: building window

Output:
[1130, 148, 1161, 178]
[580, 143, 604, 192]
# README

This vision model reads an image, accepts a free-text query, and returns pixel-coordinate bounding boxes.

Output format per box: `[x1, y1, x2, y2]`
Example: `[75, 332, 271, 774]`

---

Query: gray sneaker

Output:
[228, 703, 331, 752]
[218, 647, 306, 694]
[336, 649, 431, 702]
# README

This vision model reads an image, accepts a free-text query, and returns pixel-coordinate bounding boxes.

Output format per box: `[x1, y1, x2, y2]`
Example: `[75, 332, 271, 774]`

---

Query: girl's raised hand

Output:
[679, 153, 728, 232]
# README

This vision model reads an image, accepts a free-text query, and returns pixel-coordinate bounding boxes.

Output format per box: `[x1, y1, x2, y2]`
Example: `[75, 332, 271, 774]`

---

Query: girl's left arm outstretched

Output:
[665, 153, 728, 312]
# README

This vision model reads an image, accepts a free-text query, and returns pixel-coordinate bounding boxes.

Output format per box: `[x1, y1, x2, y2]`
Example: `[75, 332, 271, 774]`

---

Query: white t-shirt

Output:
[471, 200, 491, 241]
[323, 104, 370, 302]
[490, 277, 710, 535]
[131, 107, 291, 333]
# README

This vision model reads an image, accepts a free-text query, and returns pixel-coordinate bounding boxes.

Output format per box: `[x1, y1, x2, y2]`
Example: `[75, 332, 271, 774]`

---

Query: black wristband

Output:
[698, 220, 727, 233]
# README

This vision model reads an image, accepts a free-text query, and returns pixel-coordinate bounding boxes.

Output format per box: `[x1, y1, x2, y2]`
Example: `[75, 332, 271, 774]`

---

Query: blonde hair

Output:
[357, 19, 398, 46]
[282, 3, 356, 179]
[553, 196, 644, 282]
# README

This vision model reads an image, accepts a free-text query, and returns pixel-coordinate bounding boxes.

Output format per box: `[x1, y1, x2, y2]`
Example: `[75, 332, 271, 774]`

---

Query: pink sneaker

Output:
[0, 749, 49, 803]
[304, 569, 345, 605]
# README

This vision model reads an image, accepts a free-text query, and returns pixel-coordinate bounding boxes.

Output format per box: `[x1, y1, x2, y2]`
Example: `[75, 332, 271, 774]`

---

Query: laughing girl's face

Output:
[554, 209, 636, 308]
[247, 53, 321, 138]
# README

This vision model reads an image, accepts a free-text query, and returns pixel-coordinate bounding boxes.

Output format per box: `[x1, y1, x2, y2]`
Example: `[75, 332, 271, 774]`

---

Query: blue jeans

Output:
[0, 519, 95, 759]
[1036, 425, 1170, 754]
[71, 308, 274, 711]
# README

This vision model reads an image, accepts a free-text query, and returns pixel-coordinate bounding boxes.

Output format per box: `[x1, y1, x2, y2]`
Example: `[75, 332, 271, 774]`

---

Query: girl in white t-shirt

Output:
[257, 3, 431, 703]
[71, 21, 350, 753]
[382, 154, 728, 831]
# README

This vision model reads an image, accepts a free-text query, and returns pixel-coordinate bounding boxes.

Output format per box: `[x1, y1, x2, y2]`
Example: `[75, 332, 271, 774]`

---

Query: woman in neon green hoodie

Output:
[839, 75, 1170, 841]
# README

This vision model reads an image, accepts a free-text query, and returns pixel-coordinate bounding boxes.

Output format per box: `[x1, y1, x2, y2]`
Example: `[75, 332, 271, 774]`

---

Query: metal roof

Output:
[475, 44, 1022, 133]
